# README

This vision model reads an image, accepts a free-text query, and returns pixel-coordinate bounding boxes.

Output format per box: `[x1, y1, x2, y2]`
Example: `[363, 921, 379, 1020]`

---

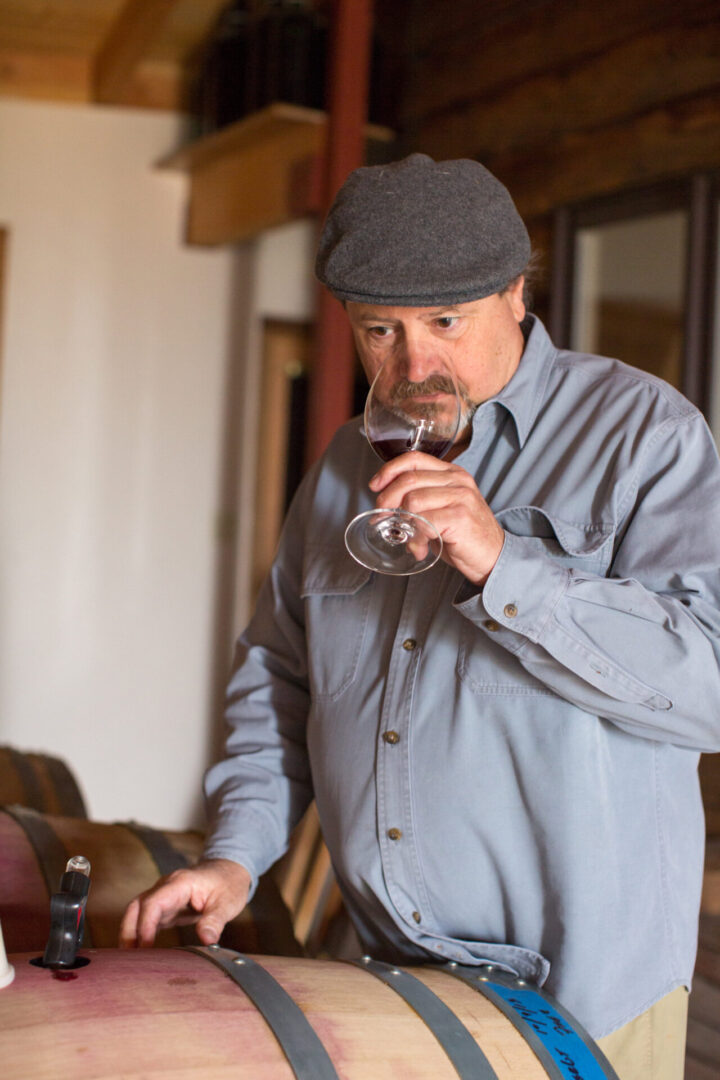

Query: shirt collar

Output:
[476, 314, 557, 449]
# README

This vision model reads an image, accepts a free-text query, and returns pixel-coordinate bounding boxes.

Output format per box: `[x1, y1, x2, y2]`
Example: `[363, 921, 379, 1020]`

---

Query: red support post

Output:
[306, 0, 374, 467]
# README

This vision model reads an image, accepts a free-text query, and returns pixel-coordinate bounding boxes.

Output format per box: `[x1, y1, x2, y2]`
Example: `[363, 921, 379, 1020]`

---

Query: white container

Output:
[0, 920, 15, 989]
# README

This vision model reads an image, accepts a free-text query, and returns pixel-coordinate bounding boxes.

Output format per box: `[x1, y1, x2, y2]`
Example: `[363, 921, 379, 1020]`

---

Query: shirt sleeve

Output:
[202, 479, 314, 896]
[456, 410, 720, 751]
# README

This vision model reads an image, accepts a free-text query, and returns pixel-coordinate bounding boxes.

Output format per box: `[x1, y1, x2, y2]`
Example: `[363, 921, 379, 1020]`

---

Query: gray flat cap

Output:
[315, 153, 530, 307]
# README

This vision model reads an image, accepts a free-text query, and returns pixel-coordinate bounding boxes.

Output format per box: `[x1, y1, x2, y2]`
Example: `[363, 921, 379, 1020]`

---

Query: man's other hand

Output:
[118, 858, 252, 948]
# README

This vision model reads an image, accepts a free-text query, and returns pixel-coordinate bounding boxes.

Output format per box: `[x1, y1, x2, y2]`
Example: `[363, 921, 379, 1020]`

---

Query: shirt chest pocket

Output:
[457, 506, 615, 696]
[300, 547, 373, 700]
[496, 505, 615, 574]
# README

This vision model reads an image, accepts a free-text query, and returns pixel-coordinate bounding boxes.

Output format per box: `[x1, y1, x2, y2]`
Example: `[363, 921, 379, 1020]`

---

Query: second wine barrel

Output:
[0, 806, 300, 956]
[0, 745, 87, 817]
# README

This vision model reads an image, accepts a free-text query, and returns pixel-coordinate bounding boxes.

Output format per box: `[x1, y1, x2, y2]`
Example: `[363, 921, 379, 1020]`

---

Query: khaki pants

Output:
[596, 986, 689, 1080]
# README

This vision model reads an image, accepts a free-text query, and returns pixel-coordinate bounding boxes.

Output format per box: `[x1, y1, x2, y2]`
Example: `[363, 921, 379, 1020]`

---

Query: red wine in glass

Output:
[370, 432, 456, 463]
[344, 354, 463, 575]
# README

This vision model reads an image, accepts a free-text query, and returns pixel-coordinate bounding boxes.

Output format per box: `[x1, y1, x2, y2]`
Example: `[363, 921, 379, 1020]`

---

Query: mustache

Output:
[389, 375, 464, 403]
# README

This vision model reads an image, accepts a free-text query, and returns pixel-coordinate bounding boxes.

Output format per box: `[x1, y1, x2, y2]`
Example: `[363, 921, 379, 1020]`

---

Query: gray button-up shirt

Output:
[204, 315, 720, 1038]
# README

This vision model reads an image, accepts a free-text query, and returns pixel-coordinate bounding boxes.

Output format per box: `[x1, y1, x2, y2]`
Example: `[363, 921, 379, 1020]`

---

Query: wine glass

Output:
[344, 351, 463, 575]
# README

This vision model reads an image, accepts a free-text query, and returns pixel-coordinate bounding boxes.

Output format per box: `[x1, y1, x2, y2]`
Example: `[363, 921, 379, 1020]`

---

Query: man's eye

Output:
[369, 326, 393, 338]
[435, 316, 458, 330]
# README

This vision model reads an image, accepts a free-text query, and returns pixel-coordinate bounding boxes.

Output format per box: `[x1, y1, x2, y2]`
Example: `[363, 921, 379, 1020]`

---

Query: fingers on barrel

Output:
[119, 869, 198, 948]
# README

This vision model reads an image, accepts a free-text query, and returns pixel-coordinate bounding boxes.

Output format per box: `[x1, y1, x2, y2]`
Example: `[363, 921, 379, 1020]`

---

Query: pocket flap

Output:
[301, 545, 372, 596]
[495, 505, 613, 558]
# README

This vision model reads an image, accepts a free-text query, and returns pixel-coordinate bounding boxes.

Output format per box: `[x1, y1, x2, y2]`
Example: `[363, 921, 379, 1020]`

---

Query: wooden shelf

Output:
[158, 102, 394, 246]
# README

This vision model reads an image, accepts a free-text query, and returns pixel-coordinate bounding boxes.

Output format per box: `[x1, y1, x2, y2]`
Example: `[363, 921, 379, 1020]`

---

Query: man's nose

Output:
[399, 331, 436, 382]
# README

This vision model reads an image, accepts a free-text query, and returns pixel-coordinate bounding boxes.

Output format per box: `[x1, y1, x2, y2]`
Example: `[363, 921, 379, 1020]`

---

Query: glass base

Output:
[344, 509, 442, 575]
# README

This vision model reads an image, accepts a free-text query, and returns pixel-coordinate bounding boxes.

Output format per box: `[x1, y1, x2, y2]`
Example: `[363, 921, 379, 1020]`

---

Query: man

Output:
[121, 155, 720, 1078]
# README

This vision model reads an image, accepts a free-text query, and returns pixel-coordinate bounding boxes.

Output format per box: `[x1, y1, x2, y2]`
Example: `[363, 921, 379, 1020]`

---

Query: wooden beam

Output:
[0, 47, 91, 103]
[487, 87, 720, 220]
[92, 0, 178, 105]
[105, 59, 183, 112]
[414, 16, 720, 163]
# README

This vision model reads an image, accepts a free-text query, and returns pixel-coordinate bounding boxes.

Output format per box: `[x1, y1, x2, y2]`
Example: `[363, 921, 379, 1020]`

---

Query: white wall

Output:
[0, 99, 239, 828]
[256, 219, 317, 322]
[229, 219, 317, 638]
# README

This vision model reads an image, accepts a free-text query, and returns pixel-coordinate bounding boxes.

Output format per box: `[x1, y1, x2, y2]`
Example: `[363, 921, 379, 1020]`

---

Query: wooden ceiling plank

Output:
[92, 0, 181, 105]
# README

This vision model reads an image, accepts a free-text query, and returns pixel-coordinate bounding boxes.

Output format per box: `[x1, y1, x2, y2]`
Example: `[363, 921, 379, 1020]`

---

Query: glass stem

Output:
[406, 418, 430, 452]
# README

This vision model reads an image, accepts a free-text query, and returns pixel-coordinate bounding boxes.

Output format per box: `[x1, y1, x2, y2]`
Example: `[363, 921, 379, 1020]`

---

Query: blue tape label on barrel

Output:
[488, 983, 608, 1080]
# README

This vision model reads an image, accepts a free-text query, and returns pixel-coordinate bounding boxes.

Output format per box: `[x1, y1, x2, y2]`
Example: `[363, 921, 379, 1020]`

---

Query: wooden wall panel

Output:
[491, 86, 720, 219]
[402, 0, 704, 62]
[415, 16, 720, 164]
[395, 0, 720, 222]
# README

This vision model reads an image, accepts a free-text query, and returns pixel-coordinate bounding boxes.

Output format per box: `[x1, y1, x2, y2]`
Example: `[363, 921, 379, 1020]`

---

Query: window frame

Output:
[549, 173, 719, 417]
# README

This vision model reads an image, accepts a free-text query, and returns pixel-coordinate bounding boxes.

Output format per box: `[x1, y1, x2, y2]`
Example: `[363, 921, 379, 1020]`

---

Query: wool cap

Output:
[315, 153, 530, 307]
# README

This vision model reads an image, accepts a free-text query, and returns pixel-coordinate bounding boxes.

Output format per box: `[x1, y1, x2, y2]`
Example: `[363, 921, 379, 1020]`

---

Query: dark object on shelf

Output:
[248, 0, 328, 116]
[191, 1, 329, 136]
[189, 2, 253, 136]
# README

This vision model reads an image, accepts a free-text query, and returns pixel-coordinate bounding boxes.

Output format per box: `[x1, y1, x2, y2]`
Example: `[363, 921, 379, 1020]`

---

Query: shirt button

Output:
[504, 603, 518, 618]
[412, 910, 421, 923]
[402, 638, 417, 651]
[484, 620, 500, 632]
[387, 827, 402, 841]
[383, 730, 400, 744]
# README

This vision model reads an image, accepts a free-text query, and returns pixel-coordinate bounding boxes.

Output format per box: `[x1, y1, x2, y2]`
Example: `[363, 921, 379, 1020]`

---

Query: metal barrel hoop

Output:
[349, 956, 499, 1079]
[187, 946, 340, 1080]
[442, 963, 620, 1080]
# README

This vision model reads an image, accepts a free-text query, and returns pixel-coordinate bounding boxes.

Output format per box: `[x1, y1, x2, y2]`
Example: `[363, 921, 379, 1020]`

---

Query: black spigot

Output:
[39, 856, 91, 969]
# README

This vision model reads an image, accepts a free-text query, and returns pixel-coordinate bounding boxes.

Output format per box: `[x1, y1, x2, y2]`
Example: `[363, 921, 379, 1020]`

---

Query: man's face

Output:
[346, 278, 526, 442]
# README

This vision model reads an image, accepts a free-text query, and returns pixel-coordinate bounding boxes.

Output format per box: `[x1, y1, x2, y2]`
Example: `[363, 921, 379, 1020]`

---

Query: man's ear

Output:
[507, 275, 526, 323]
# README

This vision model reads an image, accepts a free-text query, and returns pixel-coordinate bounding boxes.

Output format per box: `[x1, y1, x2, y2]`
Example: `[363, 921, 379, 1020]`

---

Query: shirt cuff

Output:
[455, 531, 570, 645]
[202, 806, 279, 902]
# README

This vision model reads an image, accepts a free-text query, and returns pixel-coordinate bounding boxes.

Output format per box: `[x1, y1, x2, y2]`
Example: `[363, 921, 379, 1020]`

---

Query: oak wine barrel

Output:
[0, 806, 300, 956]
[0, 947, 619, 1079]
[0, 745, 87, 817]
